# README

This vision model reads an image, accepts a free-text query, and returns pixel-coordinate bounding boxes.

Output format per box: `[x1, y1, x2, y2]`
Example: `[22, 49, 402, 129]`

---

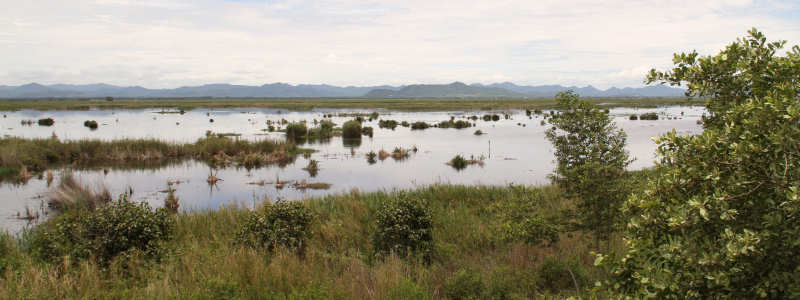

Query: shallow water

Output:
[0, 105, 704, 232]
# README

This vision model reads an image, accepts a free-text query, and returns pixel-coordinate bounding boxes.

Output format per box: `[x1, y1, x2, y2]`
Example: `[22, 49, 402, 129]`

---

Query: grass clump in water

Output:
[37, 118, 54, 126]
[342, 120, 362, 138]
[83, 120, 98, 129]
[447, 155, 484, 171]
[638, 112, 658, 120]
[410, 121, 430, 130]
[285, 122, 308, 139]
[361, 126, 374, 137]
[378, 119, 398, 129]
[303, 159, 319, 177]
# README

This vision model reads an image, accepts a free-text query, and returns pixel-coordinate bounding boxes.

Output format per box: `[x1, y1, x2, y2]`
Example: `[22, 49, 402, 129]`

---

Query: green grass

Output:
[0, 183, 622, 299]
[0, 136, 308, 181]
[0, 97, 701, 112]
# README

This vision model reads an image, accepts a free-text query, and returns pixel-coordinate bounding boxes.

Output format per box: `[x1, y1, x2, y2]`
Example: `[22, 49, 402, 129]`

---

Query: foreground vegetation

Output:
[0, 97, 698, 112]
[0, 135, 308, 182]
[0, 182, 649, 299]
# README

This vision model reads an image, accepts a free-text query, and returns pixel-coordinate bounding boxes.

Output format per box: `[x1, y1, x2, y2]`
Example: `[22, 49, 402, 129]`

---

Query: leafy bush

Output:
[234, 201, 314, 253]
[37, 118, 54, 126]
[603, 29, 800, 299]
[374, 196, 433, 261]
[28, 200, 174, 264]
[342, 120, 362, 138]
[628, 114, 638, 120]
[444, 268, 485, 300]
[285, 122, 308, 138]
[545, 91, 631, 245]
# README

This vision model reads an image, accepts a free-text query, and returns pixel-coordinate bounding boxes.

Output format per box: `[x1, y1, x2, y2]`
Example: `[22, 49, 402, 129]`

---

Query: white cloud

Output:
[0, 0, 798, 88]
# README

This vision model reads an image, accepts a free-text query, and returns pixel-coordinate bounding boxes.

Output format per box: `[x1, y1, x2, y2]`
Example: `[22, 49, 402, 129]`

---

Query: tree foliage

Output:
[545, 91, 631, 244]
[602, 29, 800, 299]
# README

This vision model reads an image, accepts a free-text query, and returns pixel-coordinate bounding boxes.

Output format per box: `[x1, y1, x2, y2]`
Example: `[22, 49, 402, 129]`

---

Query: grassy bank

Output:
[0, 97, 700, 112]
[0, 136, 309, 182]
[0, 182, 644, 299]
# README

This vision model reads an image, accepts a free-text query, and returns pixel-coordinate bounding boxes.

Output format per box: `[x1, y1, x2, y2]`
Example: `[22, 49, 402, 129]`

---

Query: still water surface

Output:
[0, 105, 704, 231]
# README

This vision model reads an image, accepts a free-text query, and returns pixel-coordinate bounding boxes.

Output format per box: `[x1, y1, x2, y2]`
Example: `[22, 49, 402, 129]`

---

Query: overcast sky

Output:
[1, 0, 798, 89]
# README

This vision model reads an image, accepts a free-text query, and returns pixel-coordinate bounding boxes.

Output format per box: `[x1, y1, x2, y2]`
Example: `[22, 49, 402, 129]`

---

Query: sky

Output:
[1, 0, 799, 89]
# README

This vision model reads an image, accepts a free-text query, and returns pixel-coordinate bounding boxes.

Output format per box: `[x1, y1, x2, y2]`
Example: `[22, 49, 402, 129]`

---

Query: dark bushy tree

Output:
[545, 91, 631, 246]
[601, 29, 800, 299]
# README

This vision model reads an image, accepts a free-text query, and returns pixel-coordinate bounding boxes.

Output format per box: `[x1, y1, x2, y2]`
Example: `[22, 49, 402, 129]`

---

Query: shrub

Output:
[374, 196, 433, 261]
[366, 151, 377, 164]
[400, 121, 410, 127]
[361, 126, 374, 137]
[474, 130, 484, 135]
[234, 201, 314, 253]
[285, 122, 308, 138]
[545, 91, 631, 246]
[379, 119, 398, 129]
[342, 120, 362, 138]
[490, 188, 560, 247]
[410, 121, 430, 130]
[28, 200, 174, 264]
[638, 112, 658, 120]
[628, 114, 638, 120]
[603, 29, 800, 299]
[444, 268, 485, 300]
[83, 120, 98, 129]
[449, 155, 468, 170]
[37, 118, 54, 126]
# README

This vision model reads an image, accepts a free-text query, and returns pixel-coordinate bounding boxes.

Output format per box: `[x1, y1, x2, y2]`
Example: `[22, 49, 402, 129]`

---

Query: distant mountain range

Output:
[0, 82, 686, 99]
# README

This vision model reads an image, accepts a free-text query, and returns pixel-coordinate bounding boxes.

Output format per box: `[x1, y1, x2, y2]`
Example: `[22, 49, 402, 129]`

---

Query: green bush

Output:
[374, 196, 433, 261]
[234, 201, 314, 253]
[603, 29, 800, 299]
[285, 122, 308, 138]
[28, 200, 174, 264]
[444, 268, 485, 300]
[342, 120, 362, 139]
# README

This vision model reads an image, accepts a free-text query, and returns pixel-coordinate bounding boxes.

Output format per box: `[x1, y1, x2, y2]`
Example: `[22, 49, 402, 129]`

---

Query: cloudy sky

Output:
[1, 0, 798, 89]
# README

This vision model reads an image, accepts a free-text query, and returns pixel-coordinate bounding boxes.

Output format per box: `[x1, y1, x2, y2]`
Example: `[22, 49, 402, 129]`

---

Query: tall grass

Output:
[0, 136, 304, 179]
[0, 183, 621, 299]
